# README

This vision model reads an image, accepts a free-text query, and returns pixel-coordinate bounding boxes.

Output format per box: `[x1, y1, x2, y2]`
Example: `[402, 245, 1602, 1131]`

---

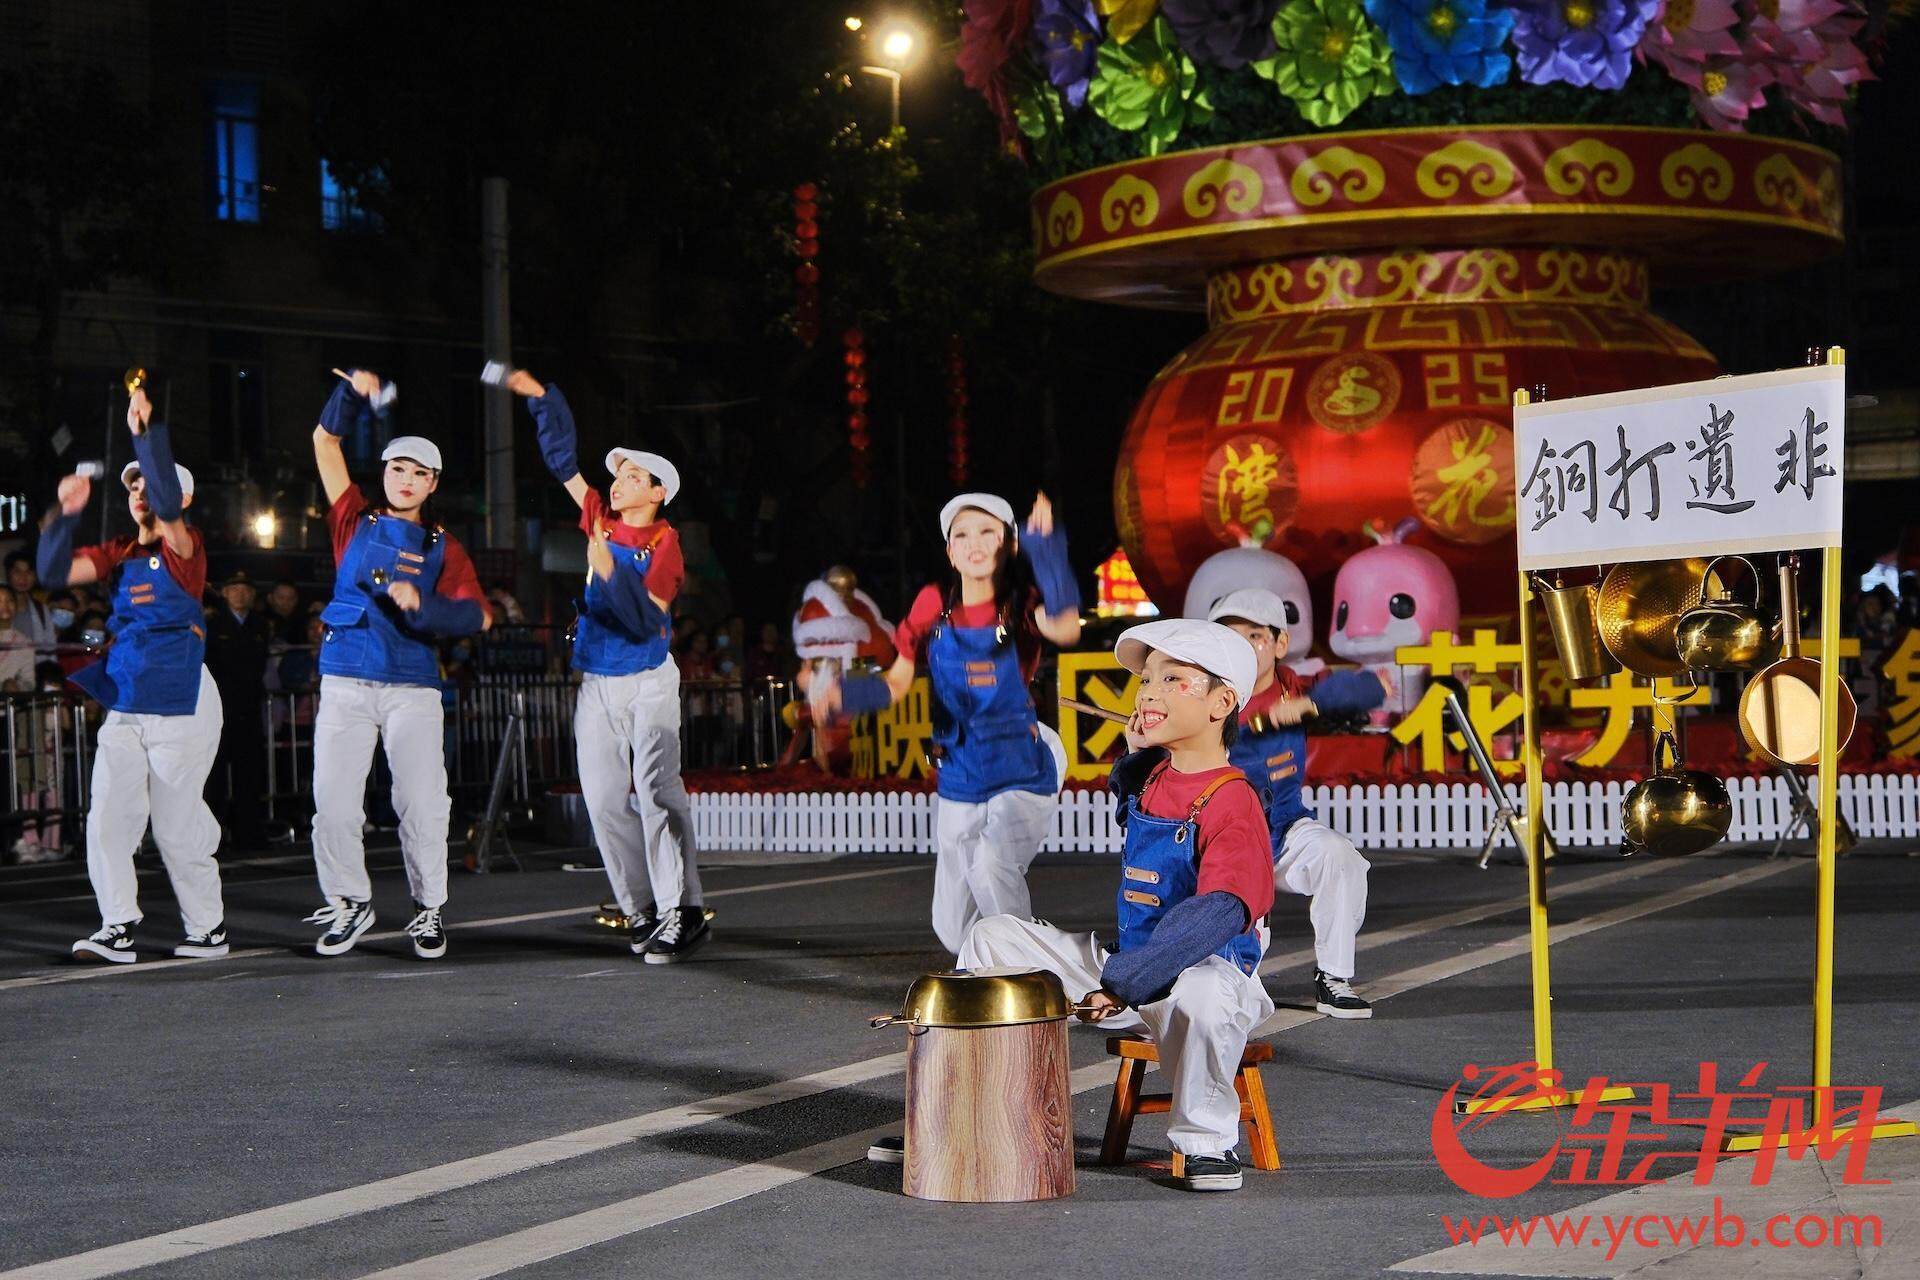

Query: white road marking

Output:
[0, 858, 1793, 1280]
[348, 860, 1804, 1279]
[0, 1053, 909, 1280]
[0, 864, 926, 992]
[567, 969, 619, 979]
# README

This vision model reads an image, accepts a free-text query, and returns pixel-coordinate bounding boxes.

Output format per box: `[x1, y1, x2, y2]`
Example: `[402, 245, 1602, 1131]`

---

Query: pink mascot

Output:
[1329, 519, 1460, 723]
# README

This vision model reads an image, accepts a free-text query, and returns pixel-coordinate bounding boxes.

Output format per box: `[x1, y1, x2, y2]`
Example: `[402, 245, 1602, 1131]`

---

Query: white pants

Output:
[85, 668, 224, 934]
[312, 676, 449, 909]
[575, 663, 701, 916]
[960, 915, 1275, 1156]
[931, 788, 1055, 954]
[1274, 817, 1369, 979]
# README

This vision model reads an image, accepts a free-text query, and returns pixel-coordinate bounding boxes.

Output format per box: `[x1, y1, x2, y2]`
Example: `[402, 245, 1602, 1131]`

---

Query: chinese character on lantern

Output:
[1200, 432, 1298, 546]
[1412, 418, 1516, 546]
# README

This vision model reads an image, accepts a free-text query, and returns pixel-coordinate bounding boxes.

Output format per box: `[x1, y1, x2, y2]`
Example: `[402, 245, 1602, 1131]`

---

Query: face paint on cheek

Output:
[1172, 674, 1214, 699]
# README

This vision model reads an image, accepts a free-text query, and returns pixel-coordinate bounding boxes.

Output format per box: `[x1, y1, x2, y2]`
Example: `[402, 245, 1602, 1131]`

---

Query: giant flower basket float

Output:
[964, 0, 1875, 611]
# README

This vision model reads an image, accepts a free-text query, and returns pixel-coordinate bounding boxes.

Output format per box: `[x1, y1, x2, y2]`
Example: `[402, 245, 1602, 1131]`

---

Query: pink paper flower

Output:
[1637, 0, 1741, 77]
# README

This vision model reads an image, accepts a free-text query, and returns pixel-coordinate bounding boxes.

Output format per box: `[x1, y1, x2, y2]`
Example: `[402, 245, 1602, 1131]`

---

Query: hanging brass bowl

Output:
[870, 967, 1072, 1030]
[1595, 558, 1718, 678]
[1622, 731, 1732, 856]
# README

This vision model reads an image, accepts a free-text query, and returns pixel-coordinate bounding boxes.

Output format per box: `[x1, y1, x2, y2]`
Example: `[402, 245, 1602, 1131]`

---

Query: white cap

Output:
[939, 492, 1015, 539]
[1206, 587, 1291, 637]
[604, 448, 680, 506]
[382, 436, 444, 471]
[120, 460, 195, 498]
[1114, 618, 1258, 707]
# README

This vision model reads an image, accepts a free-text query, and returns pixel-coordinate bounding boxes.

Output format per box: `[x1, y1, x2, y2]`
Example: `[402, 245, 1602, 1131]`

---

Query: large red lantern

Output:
[1031, 127, 1844, 614]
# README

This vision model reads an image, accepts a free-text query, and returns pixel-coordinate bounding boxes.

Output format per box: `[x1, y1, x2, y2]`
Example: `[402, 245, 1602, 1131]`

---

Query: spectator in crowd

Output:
[744, 621, 787, 682]
[677, 627, 716, 681]
[712, 613, 745, 679]
[266, 579, 305, 645]
[486, 582, 526, 625]
[10, 551, 58, 659]
[0, 589, 34, 691]
[1900, 574, 1920, 630]
[56, 601, 102, 677]
[275, 612, 327, 692]
[204, 570, 275, 848]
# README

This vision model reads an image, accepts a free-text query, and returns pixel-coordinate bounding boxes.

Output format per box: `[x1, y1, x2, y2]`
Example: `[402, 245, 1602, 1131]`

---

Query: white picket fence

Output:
[690, 772, 1920, 856]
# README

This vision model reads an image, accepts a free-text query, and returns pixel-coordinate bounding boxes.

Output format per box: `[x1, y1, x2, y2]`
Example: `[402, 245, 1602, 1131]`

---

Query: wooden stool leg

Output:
[1099, 1058, 1146, 1166]
[1238, 1064, 1282, 1171]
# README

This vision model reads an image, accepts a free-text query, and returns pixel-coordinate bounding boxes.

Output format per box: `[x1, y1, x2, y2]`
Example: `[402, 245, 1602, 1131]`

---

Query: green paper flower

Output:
[1088, 17, 1215, 154]
[1252, 0, 1396, 127]
[1017, 83, 1068, 141]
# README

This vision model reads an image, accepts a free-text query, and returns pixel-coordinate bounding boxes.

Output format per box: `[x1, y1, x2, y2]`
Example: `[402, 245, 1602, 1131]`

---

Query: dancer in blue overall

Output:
[1208, 587, 1384, 1017]
[954, 620, 1277, 1191]
[827, 492, 1080, 954]
[37, 384, 228, 963]
[508, 368, 707, 962]
[305, 368, 490, 959]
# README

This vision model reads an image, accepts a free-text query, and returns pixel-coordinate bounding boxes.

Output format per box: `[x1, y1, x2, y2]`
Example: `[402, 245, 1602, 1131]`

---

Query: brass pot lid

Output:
[873, 967, 1071, 1029]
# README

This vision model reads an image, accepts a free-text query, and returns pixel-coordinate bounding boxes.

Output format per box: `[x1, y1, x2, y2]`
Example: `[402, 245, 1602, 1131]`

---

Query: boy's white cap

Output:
[1206, 587, 1291, 636]
[1114, 618, 1257, 707]
[120, 460, 195, 498]
[382, 436, 443, 471]
[939, 492, 1014, 539]
[604, 449, 680, 505]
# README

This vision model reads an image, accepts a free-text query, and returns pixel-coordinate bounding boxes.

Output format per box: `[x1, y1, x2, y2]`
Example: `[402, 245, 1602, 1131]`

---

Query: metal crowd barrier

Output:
[2, 691, 93, 858]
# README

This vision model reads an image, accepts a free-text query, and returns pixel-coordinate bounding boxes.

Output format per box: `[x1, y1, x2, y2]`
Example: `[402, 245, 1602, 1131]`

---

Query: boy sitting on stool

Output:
[958, 619, 1275, 1192]
[1206, 588, 1384, 1018]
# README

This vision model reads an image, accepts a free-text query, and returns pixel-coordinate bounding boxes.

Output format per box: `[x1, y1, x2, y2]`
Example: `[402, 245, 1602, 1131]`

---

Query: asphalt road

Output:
[3, 836, 1916, 1280]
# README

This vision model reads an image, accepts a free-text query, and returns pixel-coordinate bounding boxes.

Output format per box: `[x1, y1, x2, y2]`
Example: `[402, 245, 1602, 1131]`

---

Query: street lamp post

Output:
[858, 64, 902, 132]
[852, 19, 918, 133]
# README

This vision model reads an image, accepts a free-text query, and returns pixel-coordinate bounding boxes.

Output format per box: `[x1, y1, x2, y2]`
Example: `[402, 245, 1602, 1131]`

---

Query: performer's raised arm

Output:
[125, 387, 193, 561]
[36, 474, 96, 588]
[508, 369, 591, 510]
[311, 367, 385, 506]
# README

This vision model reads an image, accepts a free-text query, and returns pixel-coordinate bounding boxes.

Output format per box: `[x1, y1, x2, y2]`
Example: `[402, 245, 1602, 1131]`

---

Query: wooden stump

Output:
[903, 1019, 1075, 1202]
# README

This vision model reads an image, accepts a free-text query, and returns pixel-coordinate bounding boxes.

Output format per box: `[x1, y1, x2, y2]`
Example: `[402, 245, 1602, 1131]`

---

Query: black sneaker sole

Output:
[1315, 1001, 1373, 1019]
[72, 941, 136, 964]
[642, 929, 710, 965]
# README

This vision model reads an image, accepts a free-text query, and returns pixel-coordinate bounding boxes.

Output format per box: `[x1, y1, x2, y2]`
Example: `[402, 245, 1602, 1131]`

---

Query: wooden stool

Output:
[1098, 1036, 1281, 1175]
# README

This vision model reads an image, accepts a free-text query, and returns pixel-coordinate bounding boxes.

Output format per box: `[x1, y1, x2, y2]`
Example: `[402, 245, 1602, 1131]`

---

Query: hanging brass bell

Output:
[1675, 555, 1777, 672]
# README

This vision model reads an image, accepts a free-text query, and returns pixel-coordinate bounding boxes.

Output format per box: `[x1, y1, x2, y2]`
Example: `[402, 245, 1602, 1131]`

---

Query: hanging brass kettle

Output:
[1595, 558, 1719, 678]
[1622, 730, 1732, 856]
[1675, 556, 1778, 672]
[1531, 570, 1618, 682]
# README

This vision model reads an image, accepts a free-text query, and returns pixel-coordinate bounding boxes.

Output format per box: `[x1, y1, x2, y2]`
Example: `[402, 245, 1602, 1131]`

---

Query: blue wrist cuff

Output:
[530, 385, 581, 483]
[839, 673, 892, 717]
[36, 511, 82, 589]
[1020, 524, 1080, 615]
[319, 378, 369, 437]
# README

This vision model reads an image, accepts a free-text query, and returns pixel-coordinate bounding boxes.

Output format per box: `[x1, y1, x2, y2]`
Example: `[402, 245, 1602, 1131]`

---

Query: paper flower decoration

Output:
[1088, 16, 1215, 152]
[1362, 0, 1514, 94]
[1741, 0, 1872, 127]
[1636, 0, 1741, 77]
[1674, 56, 1772, 129]
[1162, 0, 1284, 69]
[959, 0, 1038, 143]
[1098, 0, 1163, 42]
[1033, 0, 1104, 106]
[1252, 0, 1397, 126]
[1509, 0, 1660, 89]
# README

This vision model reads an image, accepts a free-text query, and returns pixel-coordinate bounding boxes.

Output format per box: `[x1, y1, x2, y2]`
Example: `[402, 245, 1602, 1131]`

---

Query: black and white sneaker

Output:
[1315, 969, 1373, 1019]
[624, 909, 662, 955]
[642, 906, 711, 964]
[1182, 1150, 1244, 1192]
[306, 898, 376, 956]
[73, 921, 138, 964]
[174, 924, 230, 958]
[867, 1135, 906, 1164]
[405, 902, 446, 959]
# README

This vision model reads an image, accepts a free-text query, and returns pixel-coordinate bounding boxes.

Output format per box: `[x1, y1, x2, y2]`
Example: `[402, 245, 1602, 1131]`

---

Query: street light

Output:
[857, 18, 920, 133]
[252, 511, 277, 548]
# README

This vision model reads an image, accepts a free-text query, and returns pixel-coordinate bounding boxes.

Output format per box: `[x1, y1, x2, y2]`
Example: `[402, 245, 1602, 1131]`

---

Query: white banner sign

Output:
[1512, 365, 1845, 572]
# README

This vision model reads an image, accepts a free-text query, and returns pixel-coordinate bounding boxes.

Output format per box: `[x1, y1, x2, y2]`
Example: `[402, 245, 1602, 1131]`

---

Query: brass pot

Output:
[1622, 731, 1731, 856]
[1532, 572, 1617, 682]
[1676, 556, 1777, 672]
[871, 967, 1072, 1030]
[1596, 558, 1718, 678]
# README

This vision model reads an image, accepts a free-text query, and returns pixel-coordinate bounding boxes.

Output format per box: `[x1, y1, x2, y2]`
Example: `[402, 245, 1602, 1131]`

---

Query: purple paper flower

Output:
[1161, 0, 1283, 69]
[1510, 0, 1661, 90]
[1032, 0, 1104, 106]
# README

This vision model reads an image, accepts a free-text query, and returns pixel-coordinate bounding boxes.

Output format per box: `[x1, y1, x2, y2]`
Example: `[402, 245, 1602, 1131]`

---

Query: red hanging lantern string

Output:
[844, 326, 871, 489]
[792, 182, 821, 348]
[945, 334, 968, 487]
